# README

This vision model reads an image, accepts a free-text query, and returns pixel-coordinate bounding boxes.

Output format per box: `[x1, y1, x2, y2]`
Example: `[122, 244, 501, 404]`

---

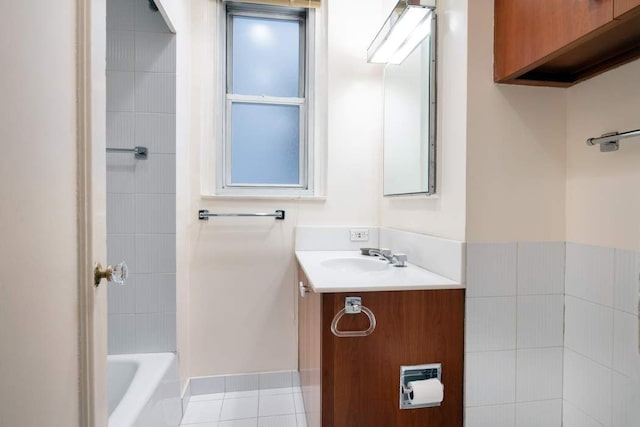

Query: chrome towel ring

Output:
[331, 297, 377, 338]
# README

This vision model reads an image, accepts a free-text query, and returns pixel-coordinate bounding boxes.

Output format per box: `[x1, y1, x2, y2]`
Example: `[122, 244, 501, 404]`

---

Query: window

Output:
[219, 2, 313, 196]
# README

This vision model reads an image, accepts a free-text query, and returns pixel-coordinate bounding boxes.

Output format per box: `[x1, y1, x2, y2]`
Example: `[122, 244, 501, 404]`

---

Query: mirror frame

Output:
[382, 13, 437, 197]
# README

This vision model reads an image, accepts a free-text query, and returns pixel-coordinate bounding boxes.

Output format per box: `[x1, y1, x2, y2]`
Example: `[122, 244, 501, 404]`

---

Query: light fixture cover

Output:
[367, 0, 435, 65]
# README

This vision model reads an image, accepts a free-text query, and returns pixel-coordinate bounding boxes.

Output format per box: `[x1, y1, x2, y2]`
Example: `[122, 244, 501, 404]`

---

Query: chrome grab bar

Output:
[331, 297, 377, 338]
[198, 209, 285, 220]
[106, 146, 148, 159]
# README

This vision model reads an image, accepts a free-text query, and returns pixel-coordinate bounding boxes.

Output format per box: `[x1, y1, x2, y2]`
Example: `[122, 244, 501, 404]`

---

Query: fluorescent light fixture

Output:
[367, 0, 435, 65]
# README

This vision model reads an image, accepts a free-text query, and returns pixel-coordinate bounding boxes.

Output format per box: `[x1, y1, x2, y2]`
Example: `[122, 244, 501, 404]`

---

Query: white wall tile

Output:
[135, 72, 176, 113]
[517, 295, 564, 348]
[107, 30, 135, 71]
[135, 113, 176, 154]
[135, 31, 176, 72]
[134, 0, 171, 33]
[107, 112, 135, 149]
[135, 234, 176, 274]
[107, 4, 177, 356]
[517, 242, 565, 295]
[107, 193, 135, 234]
[134, 273, 176, 313]
[467, 243, 517, 297]
[107, 155, 136, 194]
[613, 310, 640, 380]
[612, 372, 640, 427]
[108, 314, 136, 354]
[135, 312, 176, 352]
[613, 249, 640, 315]
[565, 296, 614, 367]
[466, 297, 516, 352]
[563, 400, 605, 427]
[465, 404, 515, 427]
[134, 193, 176, 234]
[259, 372, 293, 389]
[563, 349, 612, 426]
[566, 243, 614, 306]
[225, 374, 260, 392]
[516, 348, 563, 402]
[135, 153, 176, 194]
[107, 0, 135, 30]
[465, 351, 516, 406]
[515, 399, 562, 427]
[190, 376, 225, 395]
[107, 71, 135, 112]
[108, 235, 136, 274]
[108, 273, 136, 314]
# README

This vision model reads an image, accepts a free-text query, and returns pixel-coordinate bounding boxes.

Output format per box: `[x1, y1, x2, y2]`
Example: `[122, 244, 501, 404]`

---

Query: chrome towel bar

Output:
[198, 209, 285, 220]
[106, 146, 148, 159]
[586, 128, 640, 152]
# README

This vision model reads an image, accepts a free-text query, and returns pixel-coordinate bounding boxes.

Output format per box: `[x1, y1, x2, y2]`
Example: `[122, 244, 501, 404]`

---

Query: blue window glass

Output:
[232, 16, 301, 97]
[230, 103, 300, 185]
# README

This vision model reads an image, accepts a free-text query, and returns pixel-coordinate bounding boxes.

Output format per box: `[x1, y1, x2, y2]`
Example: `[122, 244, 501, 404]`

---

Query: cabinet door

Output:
[495, 0, 614, 81]
[322, 291, 464, 427]
[298, 268, 321, 427]
[615, 0, 640, 17]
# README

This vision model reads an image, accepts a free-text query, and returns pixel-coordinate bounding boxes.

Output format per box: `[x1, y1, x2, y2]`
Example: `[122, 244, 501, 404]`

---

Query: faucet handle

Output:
[379, 248, 392, 257]
[392, 253, 407, 267]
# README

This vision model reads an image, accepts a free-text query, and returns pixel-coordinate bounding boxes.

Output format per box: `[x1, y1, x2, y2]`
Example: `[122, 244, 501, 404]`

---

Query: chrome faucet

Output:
[368, 248, 408, 267]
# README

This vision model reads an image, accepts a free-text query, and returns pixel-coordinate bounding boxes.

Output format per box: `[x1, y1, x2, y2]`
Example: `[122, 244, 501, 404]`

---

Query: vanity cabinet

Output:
[297, 267, 464, 427]
[494, 0, 640, 86]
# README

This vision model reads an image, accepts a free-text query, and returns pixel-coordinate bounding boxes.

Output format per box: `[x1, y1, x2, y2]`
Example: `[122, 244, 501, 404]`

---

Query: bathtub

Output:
[108, 353, 182, 427]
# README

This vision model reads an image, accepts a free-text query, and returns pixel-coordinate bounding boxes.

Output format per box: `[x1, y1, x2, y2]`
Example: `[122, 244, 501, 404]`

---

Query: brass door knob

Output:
[94, 261, 128, 287]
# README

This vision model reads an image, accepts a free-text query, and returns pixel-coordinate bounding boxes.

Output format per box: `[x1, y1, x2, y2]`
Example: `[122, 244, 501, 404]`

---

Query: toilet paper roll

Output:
[408, 378, 444, 405]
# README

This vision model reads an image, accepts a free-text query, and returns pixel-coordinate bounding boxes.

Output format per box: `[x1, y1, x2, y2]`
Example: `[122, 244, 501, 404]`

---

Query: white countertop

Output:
[295, 250, 464, 293]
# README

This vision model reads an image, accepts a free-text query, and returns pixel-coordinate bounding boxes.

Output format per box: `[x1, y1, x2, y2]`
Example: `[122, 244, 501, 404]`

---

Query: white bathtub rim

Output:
[108, 352, 176, 427]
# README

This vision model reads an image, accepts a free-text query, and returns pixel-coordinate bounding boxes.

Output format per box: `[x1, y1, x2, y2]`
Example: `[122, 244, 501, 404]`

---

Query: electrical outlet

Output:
[350, 228, 369, 242]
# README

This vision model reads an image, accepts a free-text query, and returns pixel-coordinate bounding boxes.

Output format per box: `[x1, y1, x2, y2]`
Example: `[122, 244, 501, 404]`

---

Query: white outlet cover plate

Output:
[350, 229, 369, 241]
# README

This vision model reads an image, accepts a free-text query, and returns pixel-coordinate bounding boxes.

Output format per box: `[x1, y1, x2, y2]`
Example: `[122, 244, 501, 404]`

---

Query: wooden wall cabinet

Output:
[297, 267, 464, 427]
[495, 0, 640, 86]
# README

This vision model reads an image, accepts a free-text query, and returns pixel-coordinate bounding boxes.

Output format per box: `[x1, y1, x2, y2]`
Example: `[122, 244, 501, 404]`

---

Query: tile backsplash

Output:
[106, 0, 176, 355]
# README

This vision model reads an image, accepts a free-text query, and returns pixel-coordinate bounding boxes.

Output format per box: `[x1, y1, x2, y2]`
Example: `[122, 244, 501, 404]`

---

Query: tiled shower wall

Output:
[464, 242, 640, 427]
[465, 243, 565, 427]
[106, 0, 177, 354]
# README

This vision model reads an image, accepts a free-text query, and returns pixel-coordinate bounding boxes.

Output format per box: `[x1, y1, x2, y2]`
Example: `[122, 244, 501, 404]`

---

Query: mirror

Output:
[382, 26, 436, 196]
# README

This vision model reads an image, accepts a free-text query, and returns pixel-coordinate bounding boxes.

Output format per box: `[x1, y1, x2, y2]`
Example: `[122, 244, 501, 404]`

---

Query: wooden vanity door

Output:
[321, 290, 465, 427]
[298, 267, 322, 427]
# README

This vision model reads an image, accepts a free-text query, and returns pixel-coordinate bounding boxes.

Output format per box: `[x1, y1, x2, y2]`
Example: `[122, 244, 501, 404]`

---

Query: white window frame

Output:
[217, 2, 315, 197]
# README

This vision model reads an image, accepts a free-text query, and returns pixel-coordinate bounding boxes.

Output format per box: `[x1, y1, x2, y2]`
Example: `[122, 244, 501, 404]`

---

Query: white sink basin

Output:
[295, 250, 462, 293]
[320, 257, 390, 273]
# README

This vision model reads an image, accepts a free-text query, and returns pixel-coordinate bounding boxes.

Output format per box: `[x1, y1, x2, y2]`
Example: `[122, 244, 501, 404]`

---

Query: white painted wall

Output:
[0, 0, 81, 425]
[379, 0, 468, 241]
[187, 0, 383, 376]
[465, 0, 567, 243]
[566, 59, 640, 252]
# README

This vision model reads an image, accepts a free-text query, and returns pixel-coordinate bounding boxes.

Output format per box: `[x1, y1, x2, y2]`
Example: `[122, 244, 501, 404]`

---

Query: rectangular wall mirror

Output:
[382, 15, 436, 196]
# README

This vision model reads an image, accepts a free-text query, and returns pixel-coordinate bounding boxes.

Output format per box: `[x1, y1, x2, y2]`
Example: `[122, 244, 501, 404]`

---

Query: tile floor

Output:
[181, 387, 307, 427]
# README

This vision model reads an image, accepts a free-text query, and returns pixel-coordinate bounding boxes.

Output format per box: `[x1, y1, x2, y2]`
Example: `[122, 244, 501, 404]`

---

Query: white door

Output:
[0, 1, 109, 426]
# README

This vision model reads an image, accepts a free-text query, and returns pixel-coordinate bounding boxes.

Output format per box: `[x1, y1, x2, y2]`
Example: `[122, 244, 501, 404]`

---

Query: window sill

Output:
[201, 193, 327, 201]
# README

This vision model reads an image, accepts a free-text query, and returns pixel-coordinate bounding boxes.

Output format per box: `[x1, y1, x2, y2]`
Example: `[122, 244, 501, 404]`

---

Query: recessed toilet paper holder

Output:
[399, 363, 442, 410]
